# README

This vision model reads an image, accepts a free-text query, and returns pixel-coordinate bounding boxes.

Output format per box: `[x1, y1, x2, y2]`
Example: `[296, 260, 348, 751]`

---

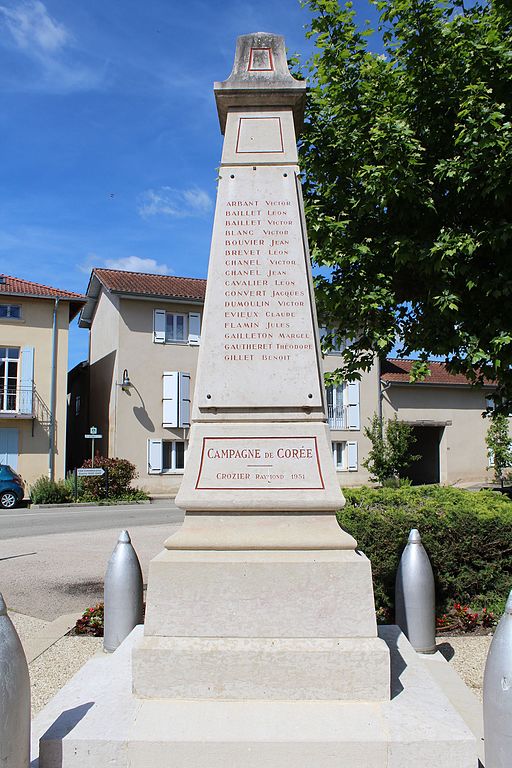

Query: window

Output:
[166, 313, 187, 342]
[0, 305, 21, 320]
[326, 381, 360, 431]
[332, 441, 358, 471]
[0, 347, 20, 411]
[153, 309, 201, 345]
[326, 384, 345, 429]
[148, 438, 186, 474]
[75, 394, 81, 416]
[319, 327, 346, 355]
[163, 441, 185, 471]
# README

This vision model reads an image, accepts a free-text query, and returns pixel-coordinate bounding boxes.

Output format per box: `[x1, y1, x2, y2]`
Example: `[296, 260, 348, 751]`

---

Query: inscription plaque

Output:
[195, 436, 324, 490]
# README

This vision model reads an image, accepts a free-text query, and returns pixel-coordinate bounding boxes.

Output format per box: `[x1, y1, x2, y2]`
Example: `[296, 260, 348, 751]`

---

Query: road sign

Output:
[77, 468, 105, 477]
[89, 426, 98, 435]
[84, 433, 103, 439]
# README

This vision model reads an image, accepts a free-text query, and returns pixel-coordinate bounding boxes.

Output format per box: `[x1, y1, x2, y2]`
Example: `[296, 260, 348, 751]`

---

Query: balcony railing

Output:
[327, 404, 348, 430]
[0, 386, 35, 417]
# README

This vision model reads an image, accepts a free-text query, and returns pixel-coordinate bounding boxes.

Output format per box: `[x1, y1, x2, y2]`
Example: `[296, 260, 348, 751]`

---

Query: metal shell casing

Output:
[0, 592, 30, 768]
[103, 530, 144, 653]
[483, 589, 512, 768]
[395, 528, 436, 654]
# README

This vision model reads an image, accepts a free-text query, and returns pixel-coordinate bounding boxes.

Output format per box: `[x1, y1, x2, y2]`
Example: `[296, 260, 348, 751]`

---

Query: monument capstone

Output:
[33, 32, 477, 768]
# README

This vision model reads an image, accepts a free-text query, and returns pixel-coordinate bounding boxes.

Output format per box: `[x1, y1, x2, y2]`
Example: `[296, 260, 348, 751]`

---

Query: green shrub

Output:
[338, 486, 512, 619]
[78, 457, 148, 500]
[30, 476, 74, 505]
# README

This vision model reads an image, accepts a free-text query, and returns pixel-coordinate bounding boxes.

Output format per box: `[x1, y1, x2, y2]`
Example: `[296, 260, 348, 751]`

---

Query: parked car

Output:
[0, 465, 25, 509]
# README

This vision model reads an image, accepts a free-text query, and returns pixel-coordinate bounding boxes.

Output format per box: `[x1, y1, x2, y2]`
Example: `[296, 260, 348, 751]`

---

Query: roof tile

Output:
[0, 274, 86, 301]
[94, 268, 206, 300]
[381, 358, 492, 386]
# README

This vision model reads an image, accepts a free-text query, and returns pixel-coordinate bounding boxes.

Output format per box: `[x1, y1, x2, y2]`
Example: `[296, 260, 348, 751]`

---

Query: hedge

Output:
[337, 486, 512, 620]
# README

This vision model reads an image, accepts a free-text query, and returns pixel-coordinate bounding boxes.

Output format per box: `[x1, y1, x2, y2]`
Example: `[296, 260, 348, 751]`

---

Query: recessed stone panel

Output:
[248, 46, 274, 71]
[236, 116, 284, 154]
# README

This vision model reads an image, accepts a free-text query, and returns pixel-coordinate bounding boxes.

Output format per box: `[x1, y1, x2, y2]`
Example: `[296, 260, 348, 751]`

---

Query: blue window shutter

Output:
[347, 441, 358, 471]
[147, 439, 162, 474]
[0, 428, 19, 470]
[20, 347, 34, 414]
[346, 381, 360, 430]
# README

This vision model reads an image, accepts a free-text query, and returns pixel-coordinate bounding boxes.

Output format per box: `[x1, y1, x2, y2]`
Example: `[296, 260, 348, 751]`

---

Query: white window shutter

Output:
[188, 312, 201, 345]
[154, 309, 166, 343]
[162, 371, 179, 427]
[20, 346, 34, 414]
[147, 439, 163, 474]
[347, 441, 358, 471]
[346, 381, 360, 430]
[179, 372, 191, 428]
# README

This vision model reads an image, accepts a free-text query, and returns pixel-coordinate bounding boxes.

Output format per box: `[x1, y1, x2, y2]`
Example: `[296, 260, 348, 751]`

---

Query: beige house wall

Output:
[382, 384, 492, 484]
[0, 297, 70, 488]
[88, 289, 120, 459]
[323, 353, 379, 487]
[85, 289, 497, 493]
[88, 293, 202, 493]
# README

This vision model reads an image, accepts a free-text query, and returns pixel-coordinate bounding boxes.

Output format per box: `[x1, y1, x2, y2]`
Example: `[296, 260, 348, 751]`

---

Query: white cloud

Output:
[79, 253, 172, 276]
[0, 1, 104, 92]
[138, 186, 213, 219]
[0, 0, 68, 54]
[104, 256, 172, 275]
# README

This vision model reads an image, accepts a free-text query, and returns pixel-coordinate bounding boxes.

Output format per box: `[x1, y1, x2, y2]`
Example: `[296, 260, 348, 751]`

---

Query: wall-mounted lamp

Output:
[117, 369, 133, 393]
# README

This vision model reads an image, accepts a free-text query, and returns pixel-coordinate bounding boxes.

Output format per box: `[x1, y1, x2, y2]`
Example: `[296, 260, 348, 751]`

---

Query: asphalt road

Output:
[0, 500, 185, 619]
[0, 499, 183, 539]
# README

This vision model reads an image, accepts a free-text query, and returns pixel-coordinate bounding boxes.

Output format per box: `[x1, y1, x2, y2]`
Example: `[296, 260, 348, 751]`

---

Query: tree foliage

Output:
[362, 413, 420, 482]
[486, 413, 512, 486]
[297, 0, 512, 411]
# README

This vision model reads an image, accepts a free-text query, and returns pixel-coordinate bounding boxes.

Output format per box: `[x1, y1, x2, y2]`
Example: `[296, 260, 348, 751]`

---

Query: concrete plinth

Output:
[33, 626, 477, 768]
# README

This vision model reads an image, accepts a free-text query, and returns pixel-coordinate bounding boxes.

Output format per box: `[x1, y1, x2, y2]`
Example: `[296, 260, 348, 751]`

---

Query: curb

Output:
[22, 613, 82, 663]
[29, 500, 153, 510]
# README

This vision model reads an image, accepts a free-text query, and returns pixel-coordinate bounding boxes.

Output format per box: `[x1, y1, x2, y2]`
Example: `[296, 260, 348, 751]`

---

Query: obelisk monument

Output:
[132, 32, 390, 700]
[35, 33, 476, 768]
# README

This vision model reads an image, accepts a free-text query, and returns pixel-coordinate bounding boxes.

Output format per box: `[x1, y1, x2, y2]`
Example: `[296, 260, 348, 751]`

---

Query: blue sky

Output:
[0, 0, 380, 368]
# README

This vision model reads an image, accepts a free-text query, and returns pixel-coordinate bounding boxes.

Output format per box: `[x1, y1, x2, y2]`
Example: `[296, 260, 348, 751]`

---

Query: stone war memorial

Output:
[33, 33, 476, 767]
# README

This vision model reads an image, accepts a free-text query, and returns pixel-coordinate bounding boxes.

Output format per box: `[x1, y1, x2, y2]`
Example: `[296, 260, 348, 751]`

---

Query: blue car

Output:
[0, 465, 25, 509]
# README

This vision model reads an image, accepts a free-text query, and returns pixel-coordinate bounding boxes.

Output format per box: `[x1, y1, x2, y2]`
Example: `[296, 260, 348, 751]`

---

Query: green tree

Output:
[297, 0, 512, 411]
[362, 414, 420, 483]
[486, 414, 512, 488]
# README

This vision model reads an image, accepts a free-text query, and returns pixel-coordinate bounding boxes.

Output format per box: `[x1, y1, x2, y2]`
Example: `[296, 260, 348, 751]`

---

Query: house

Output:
[74, 268, 496, 493]
[78, 269, 204, 494]
[0, 275, 86, 489]
[381, 359, 495, 485]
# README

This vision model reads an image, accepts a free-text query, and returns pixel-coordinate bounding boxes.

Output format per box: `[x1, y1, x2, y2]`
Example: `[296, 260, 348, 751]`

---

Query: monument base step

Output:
[32, 626, 477, 768]
[132, 634, 390, 700]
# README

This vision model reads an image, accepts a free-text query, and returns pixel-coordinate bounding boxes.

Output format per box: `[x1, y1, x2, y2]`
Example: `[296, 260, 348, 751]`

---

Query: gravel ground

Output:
[29, 636, 103, 715]
[9, 610, 103, 715]
[10, 604, 492, 717]
[436, 635, 493, 701]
